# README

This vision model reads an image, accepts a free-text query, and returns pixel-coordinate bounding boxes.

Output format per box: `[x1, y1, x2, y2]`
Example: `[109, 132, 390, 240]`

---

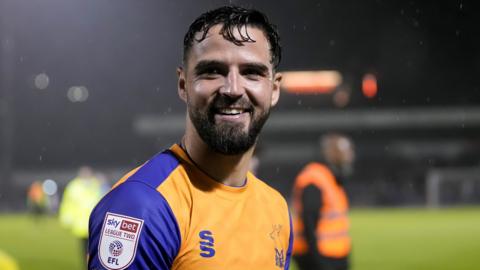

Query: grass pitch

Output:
[0, 215, 84, 270]
[349, 207, 480, 270]
[1, 207, 479, 270]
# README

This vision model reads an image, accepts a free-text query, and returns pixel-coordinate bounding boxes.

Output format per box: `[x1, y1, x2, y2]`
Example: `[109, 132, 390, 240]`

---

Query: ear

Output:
[177, 67, 187, 103]
[271, 72, 282, 107]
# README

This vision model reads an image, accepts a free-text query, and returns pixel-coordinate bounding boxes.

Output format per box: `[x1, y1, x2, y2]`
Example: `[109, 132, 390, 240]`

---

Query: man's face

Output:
[178, 24, 281, 155]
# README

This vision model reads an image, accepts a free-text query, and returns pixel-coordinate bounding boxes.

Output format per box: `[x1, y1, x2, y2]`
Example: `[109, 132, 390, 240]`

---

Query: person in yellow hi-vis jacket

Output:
[59, 166, 108, 263]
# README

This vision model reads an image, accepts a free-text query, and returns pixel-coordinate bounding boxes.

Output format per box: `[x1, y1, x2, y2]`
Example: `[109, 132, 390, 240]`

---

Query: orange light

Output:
[281, 71, 342, 94]
[362, 73, 377, 98]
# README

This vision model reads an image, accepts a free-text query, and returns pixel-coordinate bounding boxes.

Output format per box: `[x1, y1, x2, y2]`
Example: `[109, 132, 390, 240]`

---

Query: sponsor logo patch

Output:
[98, 212, 144, 270]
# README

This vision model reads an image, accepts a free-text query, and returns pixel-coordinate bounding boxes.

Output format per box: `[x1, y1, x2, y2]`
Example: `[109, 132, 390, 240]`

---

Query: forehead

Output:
[186, 24, 272, 68]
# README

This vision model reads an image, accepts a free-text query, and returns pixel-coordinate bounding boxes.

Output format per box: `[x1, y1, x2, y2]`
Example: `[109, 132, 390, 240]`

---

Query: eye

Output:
[241, 65, 268, 80]
[204, 67, 221, 75]
[244, 68, 261, 75]
[242, 69, 265, 80]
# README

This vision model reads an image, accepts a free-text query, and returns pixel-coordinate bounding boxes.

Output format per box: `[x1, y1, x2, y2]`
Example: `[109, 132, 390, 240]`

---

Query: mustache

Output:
[209, 95, 254, 111]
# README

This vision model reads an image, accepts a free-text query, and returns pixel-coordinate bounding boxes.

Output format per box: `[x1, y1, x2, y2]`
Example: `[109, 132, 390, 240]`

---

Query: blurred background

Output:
[1, 0, 479, 269]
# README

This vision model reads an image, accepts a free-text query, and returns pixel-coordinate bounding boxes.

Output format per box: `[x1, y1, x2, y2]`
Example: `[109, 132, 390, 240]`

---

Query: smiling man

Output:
[88, 6, 292, 270]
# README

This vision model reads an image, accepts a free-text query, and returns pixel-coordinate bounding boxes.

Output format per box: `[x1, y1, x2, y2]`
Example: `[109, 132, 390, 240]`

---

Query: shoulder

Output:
[93, 149, 184, 219]
[296, 162, 335, 185]
[301, 162, 331, 175]
[123, 150, 180, 187]
[88, 150, 184, 269]
[110, 149, 181, 190]
[92, 149, 185, 227]
[249, 173, 289, 211]
[91, 180, 174, 220]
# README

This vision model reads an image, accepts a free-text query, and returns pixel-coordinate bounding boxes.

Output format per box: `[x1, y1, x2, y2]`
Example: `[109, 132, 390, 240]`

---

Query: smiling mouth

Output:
[211, 107, 252, 124]
[217, 108, 249, 115]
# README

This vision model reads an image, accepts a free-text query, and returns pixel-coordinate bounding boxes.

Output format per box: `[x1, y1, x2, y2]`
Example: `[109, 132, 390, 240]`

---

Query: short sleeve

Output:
[88, 181, 181, 270]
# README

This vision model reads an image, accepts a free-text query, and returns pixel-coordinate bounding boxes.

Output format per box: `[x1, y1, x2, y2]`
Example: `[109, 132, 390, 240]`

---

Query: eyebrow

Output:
[194, 60, 226, 75]
[193, 60, 270, 75]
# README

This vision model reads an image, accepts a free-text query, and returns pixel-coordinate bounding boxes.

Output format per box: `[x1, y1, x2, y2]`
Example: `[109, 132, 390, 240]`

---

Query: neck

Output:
[182, 121, 254, 187]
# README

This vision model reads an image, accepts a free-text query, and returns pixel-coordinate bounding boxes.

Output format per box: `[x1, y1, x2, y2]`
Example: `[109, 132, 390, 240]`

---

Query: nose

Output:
[219, 69, 244, 97]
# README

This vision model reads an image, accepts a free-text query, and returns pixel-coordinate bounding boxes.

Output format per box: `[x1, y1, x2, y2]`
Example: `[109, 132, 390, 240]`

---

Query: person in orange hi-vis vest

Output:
[292, 133, 354, 270]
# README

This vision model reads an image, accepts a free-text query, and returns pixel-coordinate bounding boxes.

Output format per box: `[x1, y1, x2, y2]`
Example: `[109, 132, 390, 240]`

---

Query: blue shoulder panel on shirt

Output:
[125, 149, 179, 188]
[88, 150, 181, 270]
[285, 210, 294, 270]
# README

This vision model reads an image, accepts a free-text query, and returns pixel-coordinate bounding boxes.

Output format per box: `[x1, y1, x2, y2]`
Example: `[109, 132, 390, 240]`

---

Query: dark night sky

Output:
[1, 0, 479, 168]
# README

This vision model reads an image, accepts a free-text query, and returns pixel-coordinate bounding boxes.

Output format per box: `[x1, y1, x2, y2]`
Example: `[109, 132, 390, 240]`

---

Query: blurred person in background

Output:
[59, 166, 108, 263]
[88, 6, 292, 270]
[292, 133, 354, 270]
[26, 180, 47, 220]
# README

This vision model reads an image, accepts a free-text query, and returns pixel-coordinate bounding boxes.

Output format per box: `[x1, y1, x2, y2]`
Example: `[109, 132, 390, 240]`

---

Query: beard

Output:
[188, 95, 270, 155]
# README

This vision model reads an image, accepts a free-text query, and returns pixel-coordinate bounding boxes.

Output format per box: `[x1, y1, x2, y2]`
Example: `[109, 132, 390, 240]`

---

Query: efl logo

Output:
[120, 220, 139, 233]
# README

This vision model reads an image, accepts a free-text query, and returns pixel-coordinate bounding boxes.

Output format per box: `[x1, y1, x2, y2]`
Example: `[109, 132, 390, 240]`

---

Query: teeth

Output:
[219, 108, 244, 115]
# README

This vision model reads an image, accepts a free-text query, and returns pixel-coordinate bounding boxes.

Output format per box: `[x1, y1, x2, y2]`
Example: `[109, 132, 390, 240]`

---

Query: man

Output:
[88, 6, 292, 270]
[26, 180, 47, 220]
[292, 134, 354, 270]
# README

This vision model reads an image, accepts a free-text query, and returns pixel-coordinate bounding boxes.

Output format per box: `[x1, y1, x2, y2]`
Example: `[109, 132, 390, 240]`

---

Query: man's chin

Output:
[215, 122, 249, 135]
[208, 129, 254, 155]
[213, 141, 253, 155]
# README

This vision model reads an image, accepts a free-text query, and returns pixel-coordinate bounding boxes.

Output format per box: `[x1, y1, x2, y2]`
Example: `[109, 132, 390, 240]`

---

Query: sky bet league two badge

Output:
[98, 212, 144, 270]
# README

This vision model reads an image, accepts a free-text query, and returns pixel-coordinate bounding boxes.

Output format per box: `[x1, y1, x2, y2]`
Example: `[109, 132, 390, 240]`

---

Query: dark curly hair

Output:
[183, 6, 281, 70]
